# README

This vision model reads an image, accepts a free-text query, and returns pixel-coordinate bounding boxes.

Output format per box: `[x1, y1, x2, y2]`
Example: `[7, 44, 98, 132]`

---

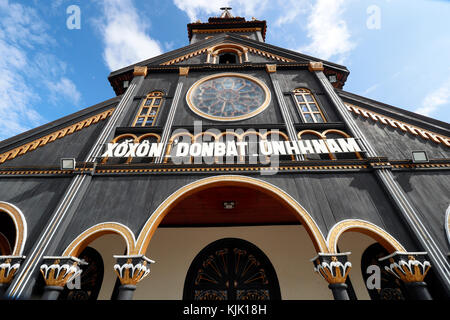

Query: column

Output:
[311, 252, 352, 300]
[156, 67, 188, 164]
[266, 64, 304, 161]
[379, 252, 432, 300]
[113, 255, 155, 300]
[0, 256, 25, 299]
[7, 66, 148, 300]
[40, 256, 86, 300]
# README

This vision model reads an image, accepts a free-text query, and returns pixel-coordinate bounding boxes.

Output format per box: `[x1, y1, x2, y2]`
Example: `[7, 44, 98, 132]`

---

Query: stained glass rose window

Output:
[186, 74, 271, 121]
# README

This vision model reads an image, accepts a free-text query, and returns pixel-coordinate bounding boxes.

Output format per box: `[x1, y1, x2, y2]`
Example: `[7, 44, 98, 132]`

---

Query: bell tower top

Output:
[187, 8, 267, 44]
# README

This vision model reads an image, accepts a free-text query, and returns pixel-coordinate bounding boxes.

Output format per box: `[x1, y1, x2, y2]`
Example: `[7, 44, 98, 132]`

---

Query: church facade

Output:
[0, 9, 449, 301]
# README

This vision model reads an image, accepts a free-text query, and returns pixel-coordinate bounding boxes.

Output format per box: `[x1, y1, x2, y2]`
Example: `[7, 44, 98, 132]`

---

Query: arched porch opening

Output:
[132, 175, 332, 300]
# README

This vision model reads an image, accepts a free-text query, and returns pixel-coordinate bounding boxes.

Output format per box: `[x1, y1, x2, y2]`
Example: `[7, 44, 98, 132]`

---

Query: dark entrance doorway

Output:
[183, 238, 281, 300]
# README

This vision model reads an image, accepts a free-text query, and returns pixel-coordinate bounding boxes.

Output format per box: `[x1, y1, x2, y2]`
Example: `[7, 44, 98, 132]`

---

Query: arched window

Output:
[0, 211, 17, 255]
[133, 91, 164, 127]
[219, 52, 237, 64]
[207, 43, 248, 64]
[293, 88, 326, 123]
[183, 238, 281, 300]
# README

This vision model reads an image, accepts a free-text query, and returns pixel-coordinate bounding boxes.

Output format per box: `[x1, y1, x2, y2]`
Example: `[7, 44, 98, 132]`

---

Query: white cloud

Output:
[273, 0, 309, 27]
[415, 78, 450, 117]
[173, 0, 269, 22]
[46, 78, 81, 106]
[98, 0, 163, 71]
[299, 0, 355, 63]
[0, 0, 80, 140]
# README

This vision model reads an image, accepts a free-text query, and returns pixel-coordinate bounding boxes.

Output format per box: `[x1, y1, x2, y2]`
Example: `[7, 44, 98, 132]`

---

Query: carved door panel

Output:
[183, 238, 281, 300]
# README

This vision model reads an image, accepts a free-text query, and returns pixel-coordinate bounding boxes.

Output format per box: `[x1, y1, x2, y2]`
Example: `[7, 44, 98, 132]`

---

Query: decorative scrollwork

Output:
[40, 256, 86, 288]
[0, 256, 25, 284]
[114, 255, 155, 286]
[184, 238, 281, 300]
[195, 290, 227, 300]
[379, 252, 431, 283]
[237, 289, 269, 300]
[311, 253, 352, 284]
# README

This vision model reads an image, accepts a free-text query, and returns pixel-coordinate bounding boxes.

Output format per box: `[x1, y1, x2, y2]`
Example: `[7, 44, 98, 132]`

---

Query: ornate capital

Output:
[40, 256, 86, 288]
[114, 255, 155, 286]
[0, 256, 25, 285]
[179, 67, 190, 76]
[133, 66, 148, 77]
[311, 253, 352, 284]
[379, 252, 431, 283]
[308, 61, 324, 72]
[265, 64, 277, 73]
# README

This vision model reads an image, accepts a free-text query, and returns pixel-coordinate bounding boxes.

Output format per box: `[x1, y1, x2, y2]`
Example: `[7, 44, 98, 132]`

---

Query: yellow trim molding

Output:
[327, 219, 406, 254]
[345, 103, 450, 147]
[0, 108, 115, 165]
[0, 202, 27, 256]
[63, 222, 136, 258]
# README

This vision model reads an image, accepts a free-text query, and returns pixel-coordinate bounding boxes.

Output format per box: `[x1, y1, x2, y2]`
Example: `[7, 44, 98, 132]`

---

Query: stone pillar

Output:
[311, 252, 352, 300]
[379, 252, 432, 300]
[40, 256, 86, 300]
[113, 255, 155, 300]
[0, 256, 25, 299]
[266, 64, 304, 161]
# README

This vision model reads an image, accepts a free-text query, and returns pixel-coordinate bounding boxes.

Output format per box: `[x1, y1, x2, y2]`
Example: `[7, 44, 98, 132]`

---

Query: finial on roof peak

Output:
[219, 7, 233, 18]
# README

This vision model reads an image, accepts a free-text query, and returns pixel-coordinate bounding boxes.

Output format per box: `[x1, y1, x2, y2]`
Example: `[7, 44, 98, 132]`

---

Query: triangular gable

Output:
[159, 40, 296, 66]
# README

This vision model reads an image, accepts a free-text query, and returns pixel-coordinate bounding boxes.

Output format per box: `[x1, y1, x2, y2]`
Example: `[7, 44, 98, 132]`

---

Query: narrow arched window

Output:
[293, 88, 326, 123]
[133, 91, 164, 127]
[219, 52, 237, 64]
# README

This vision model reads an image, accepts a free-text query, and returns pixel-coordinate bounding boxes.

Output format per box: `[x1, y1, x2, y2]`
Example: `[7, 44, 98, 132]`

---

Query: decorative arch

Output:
[322, 129, 363, 160]
[0, 202, 27, 256]
[207, 43, 249, 64]
[137, 133, 161, 143]
[101, 134, 139, 164]
[135, 175, 328, 255]
[327, 219, 406, 254]
[63, 222, 136, 258]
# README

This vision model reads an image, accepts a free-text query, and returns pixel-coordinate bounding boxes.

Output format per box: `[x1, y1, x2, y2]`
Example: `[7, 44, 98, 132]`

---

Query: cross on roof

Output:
[220, 7, 233, 18]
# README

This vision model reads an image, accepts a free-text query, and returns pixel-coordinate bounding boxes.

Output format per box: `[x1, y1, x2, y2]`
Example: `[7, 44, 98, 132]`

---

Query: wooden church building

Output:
[0, 8, 449, 301]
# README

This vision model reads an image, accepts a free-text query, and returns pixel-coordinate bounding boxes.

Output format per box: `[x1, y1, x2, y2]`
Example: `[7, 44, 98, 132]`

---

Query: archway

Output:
[0, 202, 27, 256]
[133, 175, 331, 300]
[135, 175, 328, 255]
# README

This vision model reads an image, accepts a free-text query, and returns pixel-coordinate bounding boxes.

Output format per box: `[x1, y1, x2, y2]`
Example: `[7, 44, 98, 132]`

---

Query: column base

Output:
[117, 285, 137, 300]
[42, 286, 64, 300]
[328, 283, 350, 300]
[404, 281, 432, 300]
[0, 283, 9, 300]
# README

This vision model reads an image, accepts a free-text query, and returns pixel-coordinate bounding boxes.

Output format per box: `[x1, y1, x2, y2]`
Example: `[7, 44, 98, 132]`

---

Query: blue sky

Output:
[0, 0, 449, 141]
